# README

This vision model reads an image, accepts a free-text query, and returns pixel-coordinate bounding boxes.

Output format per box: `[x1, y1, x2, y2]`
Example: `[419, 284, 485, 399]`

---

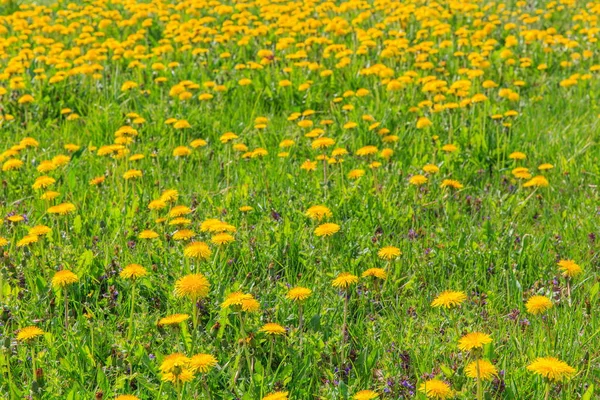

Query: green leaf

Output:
[440, 364, 454, 378]
[73, 215, 82, 234]
[582, 384, 594, 400]
[76, 250, 94, 276]
[590, 282, 599, 301]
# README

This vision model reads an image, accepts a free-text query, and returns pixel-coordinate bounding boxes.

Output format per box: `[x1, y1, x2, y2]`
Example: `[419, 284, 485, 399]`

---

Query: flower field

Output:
[1, 0, 600, 398]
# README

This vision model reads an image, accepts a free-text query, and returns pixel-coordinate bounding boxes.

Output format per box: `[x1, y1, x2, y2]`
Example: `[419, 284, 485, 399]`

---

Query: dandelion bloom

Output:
[239, 205, 253, 212]
[139, 230, 159, 239]
[17, 235, 38, 247]
[538, 163, 554, 170]
[90, 176, 106, 186]
[158, 314, 190, 326]
[51, 270, 79, 288]
[353, 390, 378, 399]
[0, 237, 8, 247]
[378, 246, 401, 260]
[300, 160, 317, 171]
[525, 295, 553, 315]
[508, 151, 526, 160]
[184, 241, 212, 260]
[332, 272, 359, 289]
[148, 200, 167, 210]
[160, 189, 179, 203]
[211, 233, 235, 245]
[465, 359, 498, 380]
[116, 396, 140, 400]
[2, 158, 24, 171]
[32, 176, 56, 190]
[47, 202, 76, 215]
[262, 392, 288, 400]
[172, 229, 195, 241]
[356, 146, 378, 156]
[160, 353, 194, 383]
[362, 268, 387, 280]
[17, 326, 45, 342]
[120, 264, 147, 279]
[305, 205, 332, 220]
[286, 286, 312, 301]
[222, 292, 260, 312]
[423, 164, 440, 174]
[431, 291, 467, 308]
[314, 223, 340, 237]
[311, 137, 335, 149]
[348, 169, 365, 179]
[189, 353, 218, 373]
[169, 205, 192, 217]
[418, 379, 453, 399]
[458, 332, 492, 351]
[123, 169, 142, 180]
[523, 176, 549, 188]
[174, 274, 210, 300]
[527, 357, 576, 381]
[260, 323, 286, 336]
[441, 144, 458, 153]
[409, 175, 428, 185]
[173, 146, 191, 157]
[557, 260, 582, 278]
[441, 179, 463, 189]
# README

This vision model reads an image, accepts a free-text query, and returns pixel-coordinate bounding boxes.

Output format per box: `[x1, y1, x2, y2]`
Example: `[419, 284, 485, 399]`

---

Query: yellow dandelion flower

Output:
[17, 235, 38, 247]
[120, 264, 147, 279]
[409, 175, 428, 185]
[378, 246, 401, 260]
[189, 353, 218, 373]
[139, 230, 159, 239]
[172, 229, 195, 241]
[314, 223, 340, 237]
[17, 326, 45, 342]
[211, 233, 235, 245]
[174, 273, 210, 300]
[260, 323, 286, 336]
[158, 314, 190, 326]
[557, 260, 582, 278]
[184, 241, 212, 260]
[431, 290, 467, 308]
[525, 295, 553, 315]
[527, 357, 576, 381]
[332, 272, 359, 289]
[465, 359, 498, 381]
[51, 270, 79, 288]
[123, 169, 142, 180]
[286, 286, 312, 302]
[262, 391, 289, 400]
[362, 268, 387, 280]
[47, 203, 76, 215]
[458, 332, 492, 351]
[353, 390, 378, 400]
[418, 379, 453, 399]
[523, 176, 549, 188]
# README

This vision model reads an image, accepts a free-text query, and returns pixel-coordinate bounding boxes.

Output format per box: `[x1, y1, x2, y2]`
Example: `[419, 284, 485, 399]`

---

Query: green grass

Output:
[0, 0, 599, 399]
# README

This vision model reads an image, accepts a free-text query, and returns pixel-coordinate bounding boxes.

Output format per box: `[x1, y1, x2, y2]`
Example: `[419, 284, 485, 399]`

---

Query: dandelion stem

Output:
[566, 278, 572, 307]
[341, 288, 349, 367]
[202, 376, 212, 400]
[543, 380, 550, 400]
[64, 287, 69, 330]
[31, 347, 37, 385]
[267, 336, 274, 375]
[239, 314, 253, 376]
[127, 281, 136, 341]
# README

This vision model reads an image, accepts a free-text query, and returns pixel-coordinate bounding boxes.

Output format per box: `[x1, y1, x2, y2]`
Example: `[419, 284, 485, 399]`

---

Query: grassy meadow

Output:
[0, 0, 599, 398]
